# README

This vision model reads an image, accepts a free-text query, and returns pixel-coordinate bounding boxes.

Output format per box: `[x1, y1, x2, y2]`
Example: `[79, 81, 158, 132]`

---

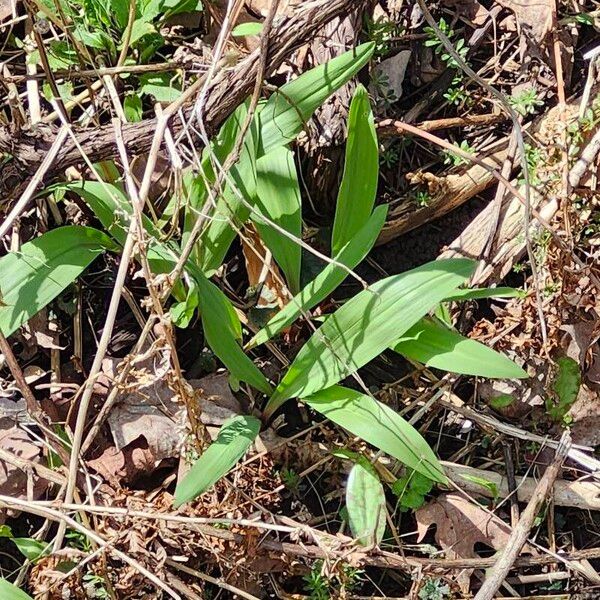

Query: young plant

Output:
[23, 43, 526, 521]
[508, 88, 544, 117]
[442, 140, 474, 167]
[424, 18, 468, 69]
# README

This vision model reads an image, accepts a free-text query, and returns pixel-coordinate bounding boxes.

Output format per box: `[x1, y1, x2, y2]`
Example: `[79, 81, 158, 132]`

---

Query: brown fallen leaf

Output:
[496, 0, 553, 46]
[445, 0, 490, 26]
[416, 493, 532, 593]
[568, 384, 600, 448]
[88, 439, 157, 487]
[0, 426, 48, 522]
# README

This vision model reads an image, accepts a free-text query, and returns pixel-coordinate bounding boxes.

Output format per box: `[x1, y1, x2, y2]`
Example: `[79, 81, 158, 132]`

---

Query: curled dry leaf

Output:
[445, 0, 489, 26]
[496, 0, 553, 46]
[0, 426, 48, 522]
[416, 493, 533, 593]
[241, 223, 289, 310]
[97, 363, 247, 483]
[88, 439, 157, 488]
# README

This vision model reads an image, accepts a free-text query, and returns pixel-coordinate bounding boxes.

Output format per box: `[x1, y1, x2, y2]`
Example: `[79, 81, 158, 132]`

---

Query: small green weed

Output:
[443, 76, 471, 106]
[508, 89, 543, 117]
[419, 578, 451, 600]
[392, 469, 433, 511]
[82, 573, 110, 599]
[414, 190, 432, 208]
[380, 142, 400, 168]
[303, 561, 330, 600]
[424, 18, 468, 69]
[366, 16, 402, 58]
[280, 467, 300, 493]
[442, 140, 474, 167]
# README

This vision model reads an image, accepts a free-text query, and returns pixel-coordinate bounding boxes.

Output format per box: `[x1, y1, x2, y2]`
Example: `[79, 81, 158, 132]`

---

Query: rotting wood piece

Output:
[0, 0, 368, 201]
[377, 146, 508, 245]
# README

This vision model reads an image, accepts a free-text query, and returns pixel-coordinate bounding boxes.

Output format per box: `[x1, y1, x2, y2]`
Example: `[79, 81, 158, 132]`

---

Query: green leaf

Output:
[174, 415, 260, 507]
[443, 287, 520, 302]
[139, 73, 180, 103]
[460, 474, 499, 499]
[489, 393, 514, 410]
[124, 93, 143, 122]
[257, 43, 375, 156]
[11, 538, 51, 561]
[0, 227, 113, 337]
[232, 22, 263, 37]
[392, 317, 528, 378]
[547, 356, 580, 422]
[266, 259, 475, 414]
[110, 0, 130, 29]
[59, 180, 186, 299]
[128, 19, 156, 45]
[170, 279, 198, 328]
[331, 85, 378, 255]
[195, 273, 272, 394]
[254, 147, 302, 293]
[0, 580, 34, 600]
[248, 205, 387, 349]
[346, 459, 386, 546]
[304, 385, 446, 483]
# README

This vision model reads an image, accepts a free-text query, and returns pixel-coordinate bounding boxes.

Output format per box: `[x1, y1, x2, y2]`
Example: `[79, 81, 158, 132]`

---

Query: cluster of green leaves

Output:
[424, 18, 471, 107]
[442, 139, 474, 167]
[365, 15, 403, 58]
[508, 88, 543, 117]
[568, 94, 600, 156]
[0, 41, 528, 551]
[303, 559, 362, 600]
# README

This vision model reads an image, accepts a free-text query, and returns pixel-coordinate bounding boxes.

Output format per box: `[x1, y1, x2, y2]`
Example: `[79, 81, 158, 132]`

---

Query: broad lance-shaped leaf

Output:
[265, 258, 475, 416]
[346, 459, 386, 546]
[393, 317, 528, 379]
[248, 205, 388, 349]
[195, 271, 272, 394]
[331, 84, 378, 255]
[305, 385, 446, 483]
[0, 226, 114, 337]
[174, 415, 260, 507]
[0, 579, 34, 599]
[257, 43, 375, 156]
[254, 147, 302, 294]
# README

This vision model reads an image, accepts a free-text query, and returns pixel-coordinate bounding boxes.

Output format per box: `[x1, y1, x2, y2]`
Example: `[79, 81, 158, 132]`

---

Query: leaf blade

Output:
[0, 226, 113, 337]
[254, 147, 302, 293]
[392, 317, 528, 379]
[248, 205, 387, 348]
[331, 84, 378, 255]
[195, 273, 272, 394]
[266, 259, 475, 414]
[257, 43, 375, 156]
[0, 579, 34, 600]
[174, 415, 260, 507]
[305, 385, 446, 483]
[346, 459, 386, 546]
